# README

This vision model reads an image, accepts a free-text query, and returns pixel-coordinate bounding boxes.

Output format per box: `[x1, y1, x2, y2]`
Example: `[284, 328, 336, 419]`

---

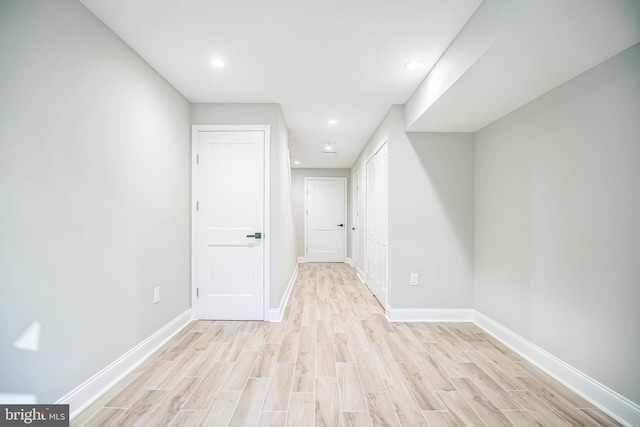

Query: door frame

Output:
[191, 125, 271, 320]
[304, 177, 348, 263]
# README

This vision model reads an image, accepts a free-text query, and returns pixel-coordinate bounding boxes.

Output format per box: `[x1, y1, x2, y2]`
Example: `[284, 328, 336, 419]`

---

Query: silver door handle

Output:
[246, 232, 262, 239]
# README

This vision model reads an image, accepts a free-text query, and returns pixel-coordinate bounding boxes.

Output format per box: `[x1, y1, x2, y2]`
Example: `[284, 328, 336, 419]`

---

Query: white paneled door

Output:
[195, 128, 266, 320]
[351, 170, 360, 271]
[305, 178, 347, 262]
[366, 142, 388, 308]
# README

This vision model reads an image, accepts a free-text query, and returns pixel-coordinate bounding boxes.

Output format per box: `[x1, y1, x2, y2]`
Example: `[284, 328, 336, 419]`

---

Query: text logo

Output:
[1, 405, 69, 426]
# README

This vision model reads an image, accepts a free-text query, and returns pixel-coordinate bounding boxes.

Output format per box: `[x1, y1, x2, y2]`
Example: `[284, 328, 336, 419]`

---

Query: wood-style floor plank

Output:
[286, 392, 314, 427]
[337, 362, 367, 412]
[422, 410, 459, 427]
[343, 411, 372, 427]
[315, 377, 341, 427]
[365, 392, 400, 427]
[384, 377, 430, 427]
[167, 410, 205, 427]
[72, 263, 623, 427]
[227, 377, 270, 427]
[262, 362, 295, 411]
[112, 389, 167, 427]
[142, 376, 201, 427]
[198, 391, 240, 427]
[451, 377, 513, 426]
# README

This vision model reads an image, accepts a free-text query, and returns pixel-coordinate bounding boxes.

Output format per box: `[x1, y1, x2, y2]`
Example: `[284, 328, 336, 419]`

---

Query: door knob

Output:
[337, 224, 344, 227]
[246, 232, 262, 239]
[351, 227, 356, 230]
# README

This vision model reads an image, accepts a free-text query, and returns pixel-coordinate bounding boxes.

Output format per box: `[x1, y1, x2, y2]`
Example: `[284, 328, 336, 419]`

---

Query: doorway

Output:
[304, 177, 347, 262]
[192, 125, 270, 320]
[365, 141, 388, 308]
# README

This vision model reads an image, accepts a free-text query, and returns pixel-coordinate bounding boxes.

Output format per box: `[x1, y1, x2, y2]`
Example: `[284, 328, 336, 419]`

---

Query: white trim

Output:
[263, 126, 271, 321]
[473, 311, 640, 427]
[346, 257, 354, 267]
[297, 257, 306, 263]
[304, 177, 348, 263]
[60, 309, 192, 419]
[386, 307, 473, 322]
[191, 125, 271, 321]
[268, 265, 298, 322]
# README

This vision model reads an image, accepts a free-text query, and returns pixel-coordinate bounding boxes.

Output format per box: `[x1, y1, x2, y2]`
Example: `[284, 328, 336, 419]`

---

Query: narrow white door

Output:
[351, 170, 360, 270]
[365, 160, 376, 293]
[365, 142, 388, 308]
[377, 144, 388, 308]
[196, 129, 265, 320]
[306, 178, 346, 262]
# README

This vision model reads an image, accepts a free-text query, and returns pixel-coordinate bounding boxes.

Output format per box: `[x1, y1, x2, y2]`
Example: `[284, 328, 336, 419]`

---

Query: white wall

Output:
[474, 43, 640, 405]
[291, 168, 351, 259]
[0, 0, 191, 404]
[191, 104, 297, 308]
[351, 106, 474, 309]
[274, 112, 298, 304]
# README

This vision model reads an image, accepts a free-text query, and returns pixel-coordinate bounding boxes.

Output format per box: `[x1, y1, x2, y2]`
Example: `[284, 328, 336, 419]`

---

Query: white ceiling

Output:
[79, 0, 640, 169]
[407, 0, 640, 132]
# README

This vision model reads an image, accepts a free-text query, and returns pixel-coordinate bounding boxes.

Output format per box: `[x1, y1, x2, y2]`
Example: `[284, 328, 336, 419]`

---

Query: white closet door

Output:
[365, 142, 388, 308]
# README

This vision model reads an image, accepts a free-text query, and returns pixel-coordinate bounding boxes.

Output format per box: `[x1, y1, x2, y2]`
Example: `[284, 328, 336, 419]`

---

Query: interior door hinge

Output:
[196, 287, 199, 297]
[196, 154, 199, 164]
[196, 201, 199, 210]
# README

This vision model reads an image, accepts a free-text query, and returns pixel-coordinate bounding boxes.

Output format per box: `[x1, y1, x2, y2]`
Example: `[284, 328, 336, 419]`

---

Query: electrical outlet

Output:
[410, 273, 418, 286]
[153, 287, 160, 304]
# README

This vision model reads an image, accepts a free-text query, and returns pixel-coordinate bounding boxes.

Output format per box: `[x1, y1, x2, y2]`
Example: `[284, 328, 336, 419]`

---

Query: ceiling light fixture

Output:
[294, 161, 300, 165]
[323, 142, 337, 154]
[328, 119, 337, 126]
[404, 60, 423, 70]
[211, 59, 225, 68]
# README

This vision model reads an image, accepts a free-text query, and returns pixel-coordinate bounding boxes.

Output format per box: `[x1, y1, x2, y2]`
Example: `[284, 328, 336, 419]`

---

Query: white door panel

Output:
[306, 178, 346, 262]
[365, 142, 388, 308]
[196, 129, 265, 320]
[351, 170, 360, 272]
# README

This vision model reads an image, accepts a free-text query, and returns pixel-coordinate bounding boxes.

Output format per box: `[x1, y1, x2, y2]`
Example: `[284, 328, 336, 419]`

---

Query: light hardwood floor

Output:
[73, 263, 621, 426]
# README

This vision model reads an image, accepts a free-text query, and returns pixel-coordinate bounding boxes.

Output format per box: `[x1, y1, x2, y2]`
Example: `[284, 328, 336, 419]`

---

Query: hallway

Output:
[73, 263, 619, 426]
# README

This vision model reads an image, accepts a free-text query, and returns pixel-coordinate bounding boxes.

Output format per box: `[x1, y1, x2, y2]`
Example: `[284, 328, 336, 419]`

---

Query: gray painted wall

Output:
[291, 169, 351, 258]
[351, 106, 475, 309]
[191, 104, 297, 308]
[474, 43, 640, 404]
[0, 0, 191, 403]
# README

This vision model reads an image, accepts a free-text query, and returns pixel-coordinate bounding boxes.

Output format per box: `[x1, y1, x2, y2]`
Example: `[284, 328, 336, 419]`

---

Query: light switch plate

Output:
[410, 273, 418, 286]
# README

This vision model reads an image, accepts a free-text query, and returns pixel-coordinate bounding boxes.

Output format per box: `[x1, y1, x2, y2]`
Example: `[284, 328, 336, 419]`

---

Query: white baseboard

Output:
[297, 257, 306, 263]
[473, 311, 640, 427]
[386, 307, 473, 322]
[269, 265, 298, 322]
[345, 257, 354, 267]
[59, 309, 192, 419]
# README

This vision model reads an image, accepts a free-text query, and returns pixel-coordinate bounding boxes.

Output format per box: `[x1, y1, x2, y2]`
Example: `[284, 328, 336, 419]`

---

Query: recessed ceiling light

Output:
[211, 59, 225, 68]
[404, 60, 423, 70]
[294, 161, 300, 165]
[325, 145, 333, 151]
[328, 119, 337, 126]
